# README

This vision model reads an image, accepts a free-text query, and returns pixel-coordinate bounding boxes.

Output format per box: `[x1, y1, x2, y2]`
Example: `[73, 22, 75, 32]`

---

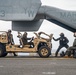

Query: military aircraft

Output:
[0, 0, 76, 32]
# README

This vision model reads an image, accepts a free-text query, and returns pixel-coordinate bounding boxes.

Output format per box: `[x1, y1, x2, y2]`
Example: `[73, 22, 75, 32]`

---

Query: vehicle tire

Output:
[0, 47, 3, 57]
[0, 44, 7, 57]
[38, 46, 51, 58]
[2, 52, 7, 57]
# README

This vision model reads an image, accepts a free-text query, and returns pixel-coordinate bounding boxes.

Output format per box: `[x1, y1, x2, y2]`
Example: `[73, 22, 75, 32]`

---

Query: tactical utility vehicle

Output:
[0, 31, 53, 57]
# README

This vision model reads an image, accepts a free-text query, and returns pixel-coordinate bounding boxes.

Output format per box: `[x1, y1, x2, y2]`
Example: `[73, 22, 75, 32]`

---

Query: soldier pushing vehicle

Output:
[53, 33, 69, 57]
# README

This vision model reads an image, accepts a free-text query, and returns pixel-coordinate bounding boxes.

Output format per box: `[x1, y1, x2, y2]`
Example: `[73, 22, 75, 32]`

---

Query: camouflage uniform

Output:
[67, 32, 76, 51]
[22, 32, 34, 47]
[7, 30, 17, 56]
[7, 31, 14, 45]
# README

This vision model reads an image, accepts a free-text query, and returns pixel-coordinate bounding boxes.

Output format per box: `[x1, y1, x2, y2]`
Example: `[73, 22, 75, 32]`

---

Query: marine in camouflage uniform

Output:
[22, 32, 34, 48]
[7, 30, 17, 56]
[67, 32, 76, 51]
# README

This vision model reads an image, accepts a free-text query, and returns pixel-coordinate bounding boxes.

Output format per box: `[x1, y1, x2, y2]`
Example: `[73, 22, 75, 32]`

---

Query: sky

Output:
[0, 0, 76, 53]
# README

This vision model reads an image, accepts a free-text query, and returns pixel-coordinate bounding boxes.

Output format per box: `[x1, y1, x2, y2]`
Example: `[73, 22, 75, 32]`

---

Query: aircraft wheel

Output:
[38, 46, 51, 58]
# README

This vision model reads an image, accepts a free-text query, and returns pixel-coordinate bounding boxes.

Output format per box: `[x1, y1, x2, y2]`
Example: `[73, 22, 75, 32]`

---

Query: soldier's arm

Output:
[53, 37, 60, 41]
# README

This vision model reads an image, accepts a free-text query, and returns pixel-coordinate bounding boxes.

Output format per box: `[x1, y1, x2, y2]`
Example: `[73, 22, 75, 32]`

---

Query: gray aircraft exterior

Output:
[0, 0, 76, 32]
